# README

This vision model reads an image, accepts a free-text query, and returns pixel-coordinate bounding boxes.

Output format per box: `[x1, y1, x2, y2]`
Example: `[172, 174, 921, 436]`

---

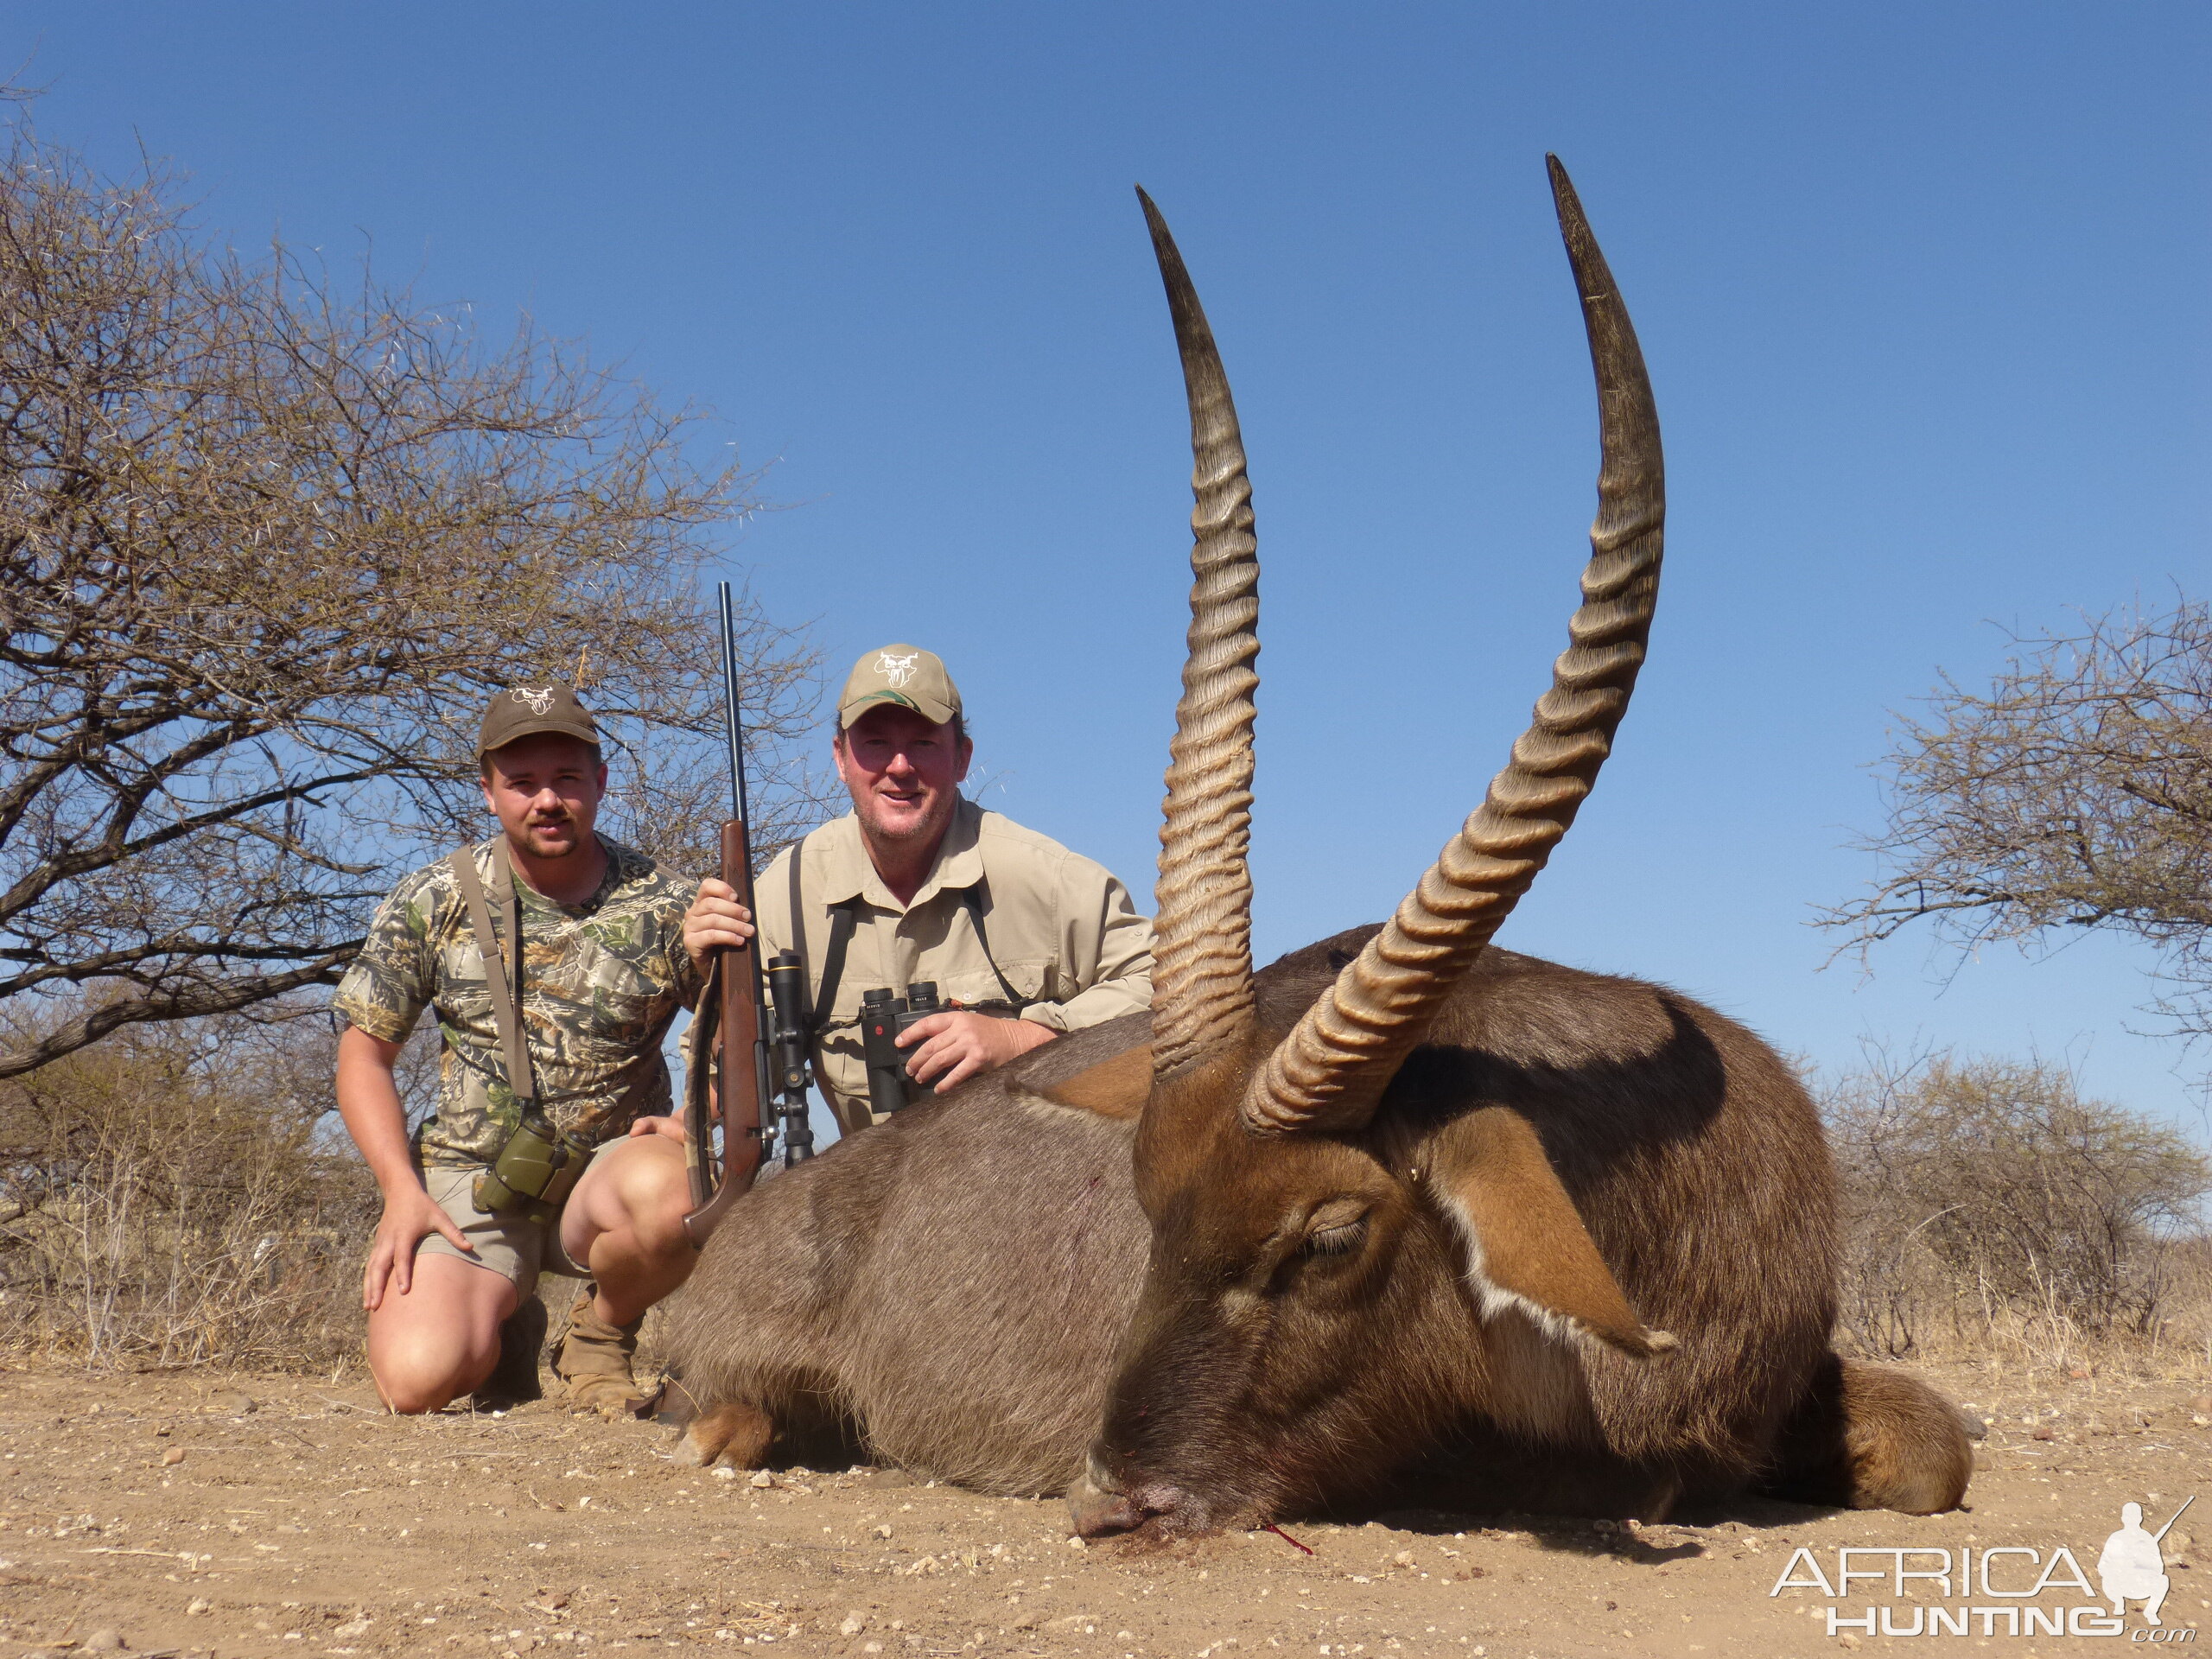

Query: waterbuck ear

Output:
[1036, 1044, 1153, 1120]
[1425, 1105, 1679, 1361]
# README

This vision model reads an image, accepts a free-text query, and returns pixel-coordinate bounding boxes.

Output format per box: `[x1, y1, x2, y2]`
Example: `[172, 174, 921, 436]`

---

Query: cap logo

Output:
[511, 686, 556, 715]
[874, 651, 919, 688]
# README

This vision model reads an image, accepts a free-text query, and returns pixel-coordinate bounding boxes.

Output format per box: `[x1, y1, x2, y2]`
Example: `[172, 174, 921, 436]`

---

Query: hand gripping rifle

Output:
[681, 582, 816, 1248]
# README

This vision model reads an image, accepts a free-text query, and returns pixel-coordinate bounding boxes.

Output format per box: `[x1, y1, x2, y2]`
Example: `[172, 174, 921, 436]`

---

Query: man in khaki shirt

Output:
[683, 645, 1153, 1130]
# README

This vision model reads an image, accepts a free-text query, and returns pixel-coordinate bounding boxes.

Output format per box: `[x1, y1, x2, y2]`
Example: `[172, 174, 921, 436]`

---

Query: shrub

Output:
[1824, 1052, 2210, 1364]
[0, 1014, 378, 1369]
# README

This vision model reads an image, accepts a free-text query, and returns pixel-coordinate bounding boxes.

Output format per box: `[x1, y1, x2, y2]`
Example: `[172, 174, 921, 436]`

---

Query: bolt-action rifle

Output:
[681, 583, 815, 1247]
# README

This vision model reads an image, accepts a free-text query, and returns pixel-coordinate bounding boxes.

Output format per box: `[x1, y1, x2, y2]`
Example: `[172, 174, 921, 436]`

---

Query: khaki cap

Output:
[477, 681, 601, 758]
[837, 645, 961, 729]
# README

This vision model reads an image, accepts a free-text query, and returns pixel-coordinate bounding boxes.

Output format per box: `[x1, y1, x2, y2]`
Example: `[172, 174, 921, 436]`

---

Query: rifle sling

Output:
[449, 843, 538, 1109]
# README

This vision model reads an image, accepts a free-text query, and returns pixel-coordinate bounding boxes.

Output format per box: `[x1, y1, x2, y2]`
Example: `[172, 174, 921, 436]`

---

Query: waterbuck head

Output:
[1058, 161, 1670, 1538]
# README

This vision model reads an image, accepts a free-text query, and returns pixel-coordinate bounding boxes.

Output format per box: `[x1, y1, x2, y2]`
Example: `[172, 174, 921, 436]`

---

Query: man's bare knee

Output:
[615, 1139, 688, 1205]
[584, 1141, 691, 1253]
[378, 1371, 459, 1416]
[373, 1343, 487, 1414]
[367, 1261, 508, 1413]
[581, 1203, 690, 1280]
[631, 1214, 690, 1266]
[626, 1158, 692, 1250]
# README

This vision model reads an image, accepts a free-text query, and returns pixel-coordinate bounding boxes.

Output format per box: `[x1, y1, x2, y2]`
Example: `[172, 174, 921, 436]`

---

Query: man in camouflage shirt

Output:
[334, 683, 707, 1414]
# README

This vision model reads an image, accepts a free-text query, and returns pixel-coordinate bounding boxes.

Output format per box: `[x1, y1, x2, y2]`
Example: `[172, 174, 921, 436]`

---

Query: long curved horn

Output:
[1245, 156, 1664, 1135]
[1139, 187, 1261, 1078]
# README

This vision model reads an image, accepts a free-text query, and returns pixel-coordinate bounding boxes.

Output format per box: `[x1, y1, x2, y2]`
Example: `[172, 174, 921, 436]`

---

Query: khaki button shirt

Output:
[755, 798, 1153, 1128]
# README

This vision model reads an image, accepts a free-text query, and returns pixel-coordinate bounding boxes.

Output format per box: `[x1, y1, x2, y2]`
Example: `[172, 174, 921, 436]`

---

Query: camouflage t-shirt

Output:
[333, 836, 702, 1169]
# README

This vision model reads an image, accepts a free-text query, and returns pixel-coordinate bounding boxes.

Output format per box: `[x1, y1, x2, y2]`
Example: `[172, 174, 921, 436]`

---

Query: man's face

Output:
[836, 704, 972, 851]
[480, 734, 608, 861]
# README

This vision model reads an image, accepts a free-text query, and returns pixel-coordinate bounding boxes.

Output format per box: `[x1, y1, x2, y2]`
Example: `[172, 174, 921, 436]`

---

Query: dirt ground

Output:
[1, 1359, 2205, 1659]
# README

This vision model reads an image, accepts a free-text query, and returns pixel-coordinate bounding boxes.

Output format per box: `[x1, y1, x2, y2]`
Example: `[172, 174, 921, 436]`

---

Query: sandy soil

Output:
[2, 1359, 2205, 1659]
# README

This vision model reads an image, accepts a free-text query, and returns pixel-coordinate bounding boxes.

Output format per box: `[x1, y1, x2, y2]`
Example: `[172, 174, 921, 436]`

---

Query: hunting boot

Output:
[471, 1293, 547, 1411]
[554, 1286, 646, 1416]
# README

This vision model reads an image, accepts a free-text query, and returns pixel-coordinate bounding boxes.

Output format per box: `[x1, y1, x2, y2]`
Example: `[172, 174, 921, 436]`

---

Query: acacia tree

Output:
[0, 124, 818, 1077]
[1827, 598, 2212, 1039]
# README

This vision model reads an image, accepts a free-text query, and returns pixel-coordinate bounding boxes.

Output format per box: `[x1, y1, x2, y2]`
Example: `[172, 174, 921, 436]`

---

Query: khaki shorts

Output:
[415, 1140, 624, 1298]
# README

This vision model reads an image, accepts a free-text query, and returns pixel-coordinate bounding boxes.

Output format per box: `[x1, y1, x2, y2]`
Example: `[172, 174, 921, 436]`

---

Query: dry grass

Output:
[1825, 1051, 2212, 1382]
[0, 1014, 378, 1370]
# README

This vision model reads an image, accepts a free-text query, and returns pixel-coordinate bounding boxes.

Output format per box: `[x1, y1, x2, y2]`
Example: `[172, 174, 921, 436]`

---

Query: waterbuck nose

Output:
[1067, 1457, 1189, 1538]
[1066, 1469, 1143, 1538]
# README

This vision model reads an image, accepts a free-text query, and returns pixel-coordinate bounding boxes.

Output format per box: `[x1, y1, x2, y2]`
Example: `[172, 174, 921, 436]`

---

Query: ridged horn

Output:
[1244, 156, 1665, 1134]
[1139, 186, 1260, 1078]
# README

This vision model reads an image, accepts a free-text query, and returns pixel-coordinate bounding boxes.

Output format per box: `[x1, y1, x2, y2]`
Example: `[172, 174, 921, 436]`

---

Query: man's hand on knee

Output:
[898, 1011, 1056, 1094]
[364, 1184, 474, 1310]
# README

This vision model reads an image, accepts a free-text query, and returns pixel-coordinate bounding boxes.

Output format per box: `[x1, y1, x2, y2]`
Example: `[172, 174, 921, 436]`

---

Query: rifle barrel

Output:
[718, 583, 753, 835]
[2153, 1493, 2195, 1544]
[718, 582, 771, 1084]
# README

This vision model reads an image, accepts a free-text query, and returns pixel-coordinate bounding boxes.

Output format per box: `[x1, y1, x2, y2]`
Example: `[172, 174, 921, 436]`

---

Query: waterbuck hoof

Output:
[677, 1400, 775, 1470]
[650, 1376, 702, 1429]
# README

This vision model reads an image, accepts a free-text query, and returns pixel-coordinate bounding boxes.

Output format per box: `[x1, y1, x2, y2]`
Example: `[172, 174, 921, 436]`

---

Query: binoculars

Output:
[858, 981, 944, 1118]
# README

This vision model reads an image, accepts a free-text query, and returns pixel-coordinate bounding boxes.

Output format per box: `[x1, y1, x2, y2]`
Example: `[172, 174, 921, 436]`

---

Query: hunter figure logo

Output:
[1770, 1493, 2199, 1640]
[511, 686, 556, 715]
[2101, 1497, 2191, 1628]
[874, 651, 919, 689]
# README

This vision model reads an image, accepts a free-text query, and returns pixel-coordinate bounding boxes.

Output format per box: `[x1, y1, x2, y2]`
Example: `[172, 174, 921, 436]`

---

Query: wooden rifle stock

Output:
[717, 814, 769, 1187]
[683, 817, 766, 1247]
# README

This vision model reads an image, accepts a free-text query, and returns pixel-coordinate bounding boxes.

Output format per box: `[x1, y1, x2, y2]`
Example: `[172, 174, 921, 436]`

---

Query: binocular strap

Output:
[797, 878, 1032, 1037]
[957, 884, 1033, 1014]
[804, 893, 859, 1040]
[785, 863, 1035, 1131]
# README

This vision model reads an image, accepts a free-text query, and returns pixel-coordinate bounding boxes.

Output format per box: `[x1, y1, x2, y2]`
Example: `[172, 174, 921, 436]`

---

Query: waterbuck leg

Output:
[1834, 1360, 1974, 1514]
[1414, 1421, 1686, 1523]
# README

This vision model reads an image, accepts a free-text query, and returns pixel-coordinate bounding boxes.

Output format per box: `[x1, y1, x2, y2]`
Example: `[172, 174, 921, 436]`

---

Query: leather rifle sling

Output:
[449, 844, 538, 1108]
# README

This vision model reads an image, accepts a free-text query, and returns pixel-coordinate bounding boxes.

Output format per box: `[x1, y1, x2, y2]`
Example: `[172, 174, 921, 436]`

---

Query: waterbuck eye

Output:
[1303, 1220, 1367, 1256]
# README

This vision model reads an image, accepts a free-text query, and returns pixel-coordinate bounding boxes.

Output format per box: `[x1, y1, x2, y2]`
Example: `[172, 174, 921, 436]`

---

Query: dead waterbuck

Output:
[662, 160, 1974, 1533]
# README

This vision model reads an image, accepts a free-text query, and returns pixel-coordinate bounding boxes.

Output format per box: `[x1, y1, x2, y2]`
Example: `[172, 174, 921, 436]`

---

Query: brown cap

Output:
[477, 681, 601, 759]
[837, 644, 962, 729]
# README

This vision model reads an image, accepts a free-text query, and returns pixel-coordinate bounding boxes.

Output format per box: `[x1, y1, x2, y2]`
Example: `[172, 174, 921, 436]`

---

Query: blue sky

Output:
[21, 4, 2210, 1128]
